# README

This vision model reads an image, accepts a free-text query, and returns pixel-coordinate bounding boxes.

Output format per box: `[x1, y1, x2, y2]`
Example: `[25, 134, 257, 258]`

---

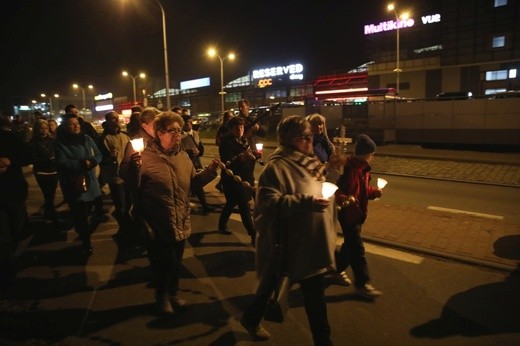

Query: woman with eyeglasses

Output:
[125, 111, 220, 316]
[240, 115, 337, 345]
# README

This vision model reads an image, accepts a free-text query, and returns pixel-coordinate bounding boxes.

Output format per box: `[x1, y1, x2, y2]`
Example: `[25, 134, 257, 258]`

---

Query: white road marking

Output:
[335, 237, 424, 264]
[427, 206, 504, 220]
[231, 213, 424, 264]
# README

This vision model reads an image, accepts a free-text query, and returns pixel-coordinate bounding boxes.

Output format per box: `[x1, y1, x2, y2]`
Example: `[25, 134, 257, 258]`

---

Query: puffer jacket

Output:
[137, 140, 216, 242]
[335, 155, 379, 226]
[254, 146, 337, 283]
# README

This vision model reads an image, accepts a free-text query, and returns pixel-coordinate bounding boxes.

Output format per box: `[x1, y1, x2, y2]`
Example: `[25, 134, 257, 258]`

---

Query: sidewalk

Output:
[202, 139, 520, 271]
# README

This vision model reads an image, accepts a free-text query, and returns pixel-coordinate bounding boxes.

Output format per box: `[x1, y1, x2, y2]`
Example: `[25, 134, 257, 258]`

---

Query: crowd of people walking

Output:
[0, 100, 384, 345]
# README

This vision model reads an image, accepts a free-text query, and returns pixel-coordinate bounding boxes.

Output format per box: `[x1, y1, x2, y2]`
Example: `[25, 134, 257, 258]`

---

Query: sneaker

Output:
[240, 316, 271, 340]
[332, 271, 352, 286]
[356, 284, 382, 299]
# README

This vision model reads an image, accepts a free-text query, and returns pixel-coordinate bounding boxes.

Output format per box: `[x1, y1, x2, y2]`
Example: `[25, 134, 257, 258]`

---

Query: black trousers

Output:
[151, 239, 186, 298]
[69, 200, 93, 246]
[336, 222, 370, 287]
[34, 173, 58, 218]
[218, 179, 255, 235]
[242, 273, 332, 346]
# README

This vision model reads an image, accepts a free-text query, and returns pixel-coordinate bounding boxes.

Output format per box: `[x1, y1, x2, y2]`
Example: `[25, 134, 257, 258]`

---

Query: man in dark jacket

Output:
[218, 116, 257, 244]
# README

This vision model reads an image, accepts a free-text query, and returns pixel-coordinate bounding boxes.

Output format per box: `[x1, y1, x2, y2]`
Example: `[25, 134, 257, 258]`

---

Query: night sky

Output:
[0, 0, 415, 114]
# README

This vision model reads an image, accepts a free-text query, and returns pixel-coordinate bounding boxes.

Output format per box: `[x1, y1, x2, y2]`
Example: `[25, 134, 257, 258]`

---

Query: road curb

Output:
[362, 235, 518, 273]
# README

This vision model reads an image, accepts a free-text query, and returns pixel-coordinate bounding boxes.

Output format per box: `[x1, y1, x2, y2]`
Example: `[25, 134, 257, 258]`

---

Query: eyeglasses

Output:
[162, 128, 182, 134]
[294, 134, 314, 141]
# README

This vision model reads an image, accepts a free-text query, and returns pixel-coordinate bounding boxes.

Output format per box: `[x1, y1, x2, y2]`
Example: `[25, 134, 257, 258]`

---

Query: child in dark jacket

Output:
[333, 134, 383, 299]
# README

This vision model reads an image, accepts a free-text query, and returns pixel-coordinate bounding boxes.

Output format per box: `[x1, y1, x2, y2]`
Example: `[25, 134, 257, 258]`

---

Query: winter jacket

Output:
[254, 146, 337, 283]
[134, 140, 216, 242]
[335, 155, 379, 226]
[29, 136, 57, 174]
[54, 134, 102, 203]
[97, 130, 130, 185]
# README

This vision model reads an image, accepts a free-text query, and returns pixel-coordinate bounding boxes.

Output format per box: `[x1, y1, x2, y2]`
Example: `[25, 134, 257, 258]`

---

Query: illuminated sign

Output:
[252, 63, 304, 80]
[258, 79, 272, 88]
[94, 92, 113, 101]
[364, 13, 441, 35]
[180, 77, 210, 90]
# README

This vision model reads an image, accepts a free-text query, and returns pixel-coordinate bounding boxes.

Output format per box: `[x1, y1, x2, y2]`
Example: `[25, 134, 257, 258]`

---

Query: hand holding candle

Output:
[321, 182, 338, 199]
[130, 138, 144, 153]
[255, 143, 264, 155]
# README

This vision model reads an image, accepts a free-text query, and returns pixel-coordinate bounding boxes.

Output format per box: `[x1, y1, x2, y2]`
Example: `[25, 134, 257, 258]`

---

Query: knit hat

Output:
[355, 134, 377, 155]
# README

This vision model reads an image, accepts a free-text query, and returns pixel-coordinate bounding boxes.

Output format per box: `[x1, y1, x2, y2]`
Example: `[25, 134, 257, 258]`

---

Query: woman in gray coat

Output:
[126, 111, 219, 315]
[241, 115, 337, 345]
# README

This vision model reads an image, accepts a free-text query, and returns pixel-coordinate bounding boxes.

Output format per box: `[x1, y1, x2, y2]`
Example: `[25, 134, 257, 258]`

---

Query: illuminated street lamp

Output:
[207, 48, 235, 112]
[72, 84, 94, 110]
[40, 93, 59, 116]
[122, 71, 146, 104]
[121, 0, 169, 109]
[387, 3, 409, 95]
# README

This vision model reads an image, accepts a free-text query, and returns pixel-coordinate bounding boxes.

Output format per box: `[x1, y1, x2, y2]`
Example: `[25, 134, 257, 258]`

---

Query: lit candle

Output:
[377, 178, 388, 189]
[130, 138, 144, 153]
[321, 182, 338, 199]
[255, 143, 264, 154]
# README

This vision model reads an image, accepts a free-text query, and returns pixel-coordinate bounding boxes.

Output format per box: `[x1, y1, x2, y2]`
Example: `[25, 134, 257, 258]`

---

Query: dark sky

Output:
[0, 0, 405, 113]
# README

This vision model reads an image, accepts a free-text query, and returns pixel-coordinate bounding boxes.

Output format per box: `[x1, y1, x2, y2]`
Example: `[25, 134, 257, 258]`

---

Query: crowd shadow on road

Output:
[410, 265, 520, 339]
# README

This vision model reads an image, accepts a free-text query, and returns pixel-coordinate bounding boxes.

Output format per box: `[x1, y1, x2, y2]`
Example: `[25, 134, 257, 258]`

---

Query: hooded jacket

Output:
[335, 155, 379, 226]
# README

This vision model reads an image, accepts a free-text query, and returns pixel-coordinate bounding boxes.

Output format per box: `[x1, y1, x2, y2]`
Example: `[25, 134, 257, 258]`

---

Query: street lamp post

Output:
[122, 71, 146, 104]
[387, 3, 408, 95]
[207, 48, 235, 113]
[72, 84, 93, 110]
[41, 93, 59, 117]
[154, 0, 171, 110]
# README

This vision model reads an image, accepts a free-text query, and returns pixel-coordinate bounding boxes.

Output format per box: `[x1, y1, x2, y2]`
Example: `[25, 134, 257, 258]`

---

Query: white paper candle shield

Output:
[321, 182, 338, 199]
[130, 138, 144, 153]
[377, 178, 388, 189]
[255, 143, 264, 152]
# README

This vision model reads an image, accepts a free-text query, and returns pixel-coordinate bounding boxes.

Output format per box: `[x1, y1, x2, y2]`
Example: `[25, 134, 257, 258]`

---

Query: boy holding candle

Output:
[333, 134, 383, 299]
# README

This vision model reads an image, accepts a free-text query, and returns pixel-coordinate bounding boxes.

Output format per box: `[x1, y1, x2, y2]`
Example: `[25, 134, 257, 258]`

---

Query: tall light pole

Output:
[207, 48, 235, 112]
[41, 93, 59, 117]
[122, 71, 146, 104]
[387, 3, 409, 95]
[154, 0, 171, 110]
[72, 84, 93, 110]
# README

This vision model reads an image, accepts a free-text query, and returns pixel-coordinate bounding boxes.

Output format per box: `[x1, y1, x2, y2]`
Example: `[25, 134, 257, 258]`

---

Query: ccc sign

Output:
[258, 78, 272, 88]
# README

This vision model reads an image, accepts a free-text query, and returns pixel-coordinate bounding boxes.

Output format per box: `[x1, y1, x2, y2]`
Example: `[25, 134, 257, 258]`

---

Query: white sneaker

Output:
[332, 271, 352, 286]
[356, 284, 382, 298]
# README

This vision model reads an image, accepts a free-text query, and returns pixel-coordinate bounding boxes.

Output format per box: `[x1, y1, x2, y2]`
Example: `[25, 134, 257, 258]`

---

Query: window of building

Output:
[265, 89, 287, 99]
[492, 35, 505, 48]
[486, 70, 508, 80]
[225, 92, 242, 103]
[494, 0, 507, 7]
[509, 69, 517, 78]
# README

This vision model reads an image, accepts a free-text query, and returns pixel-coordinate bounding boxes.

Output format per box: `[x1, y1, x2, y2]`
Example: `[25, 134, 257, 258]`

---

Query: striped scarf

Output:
[278, 146, 326, 181]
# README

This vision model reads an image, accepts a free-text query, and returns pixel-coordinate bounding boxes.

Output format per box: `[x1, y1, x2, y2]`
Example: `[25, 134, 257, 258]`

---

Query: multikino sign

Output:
[364, 13, 441, 35]
[252, 63, 304, 80]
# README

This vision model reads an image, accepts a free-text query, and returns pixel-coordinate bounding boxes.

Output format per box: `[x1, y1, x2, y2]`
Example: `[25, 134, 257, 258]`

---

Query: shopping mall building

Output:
[158, 0, 520, 115]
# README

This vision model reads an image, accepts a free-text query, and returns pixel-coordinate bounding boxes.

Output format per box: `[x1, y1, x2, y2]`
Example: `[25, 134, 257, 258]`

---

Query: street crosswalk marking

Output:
[229, 214, 423, 264]
[427, 206, 504, 220]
